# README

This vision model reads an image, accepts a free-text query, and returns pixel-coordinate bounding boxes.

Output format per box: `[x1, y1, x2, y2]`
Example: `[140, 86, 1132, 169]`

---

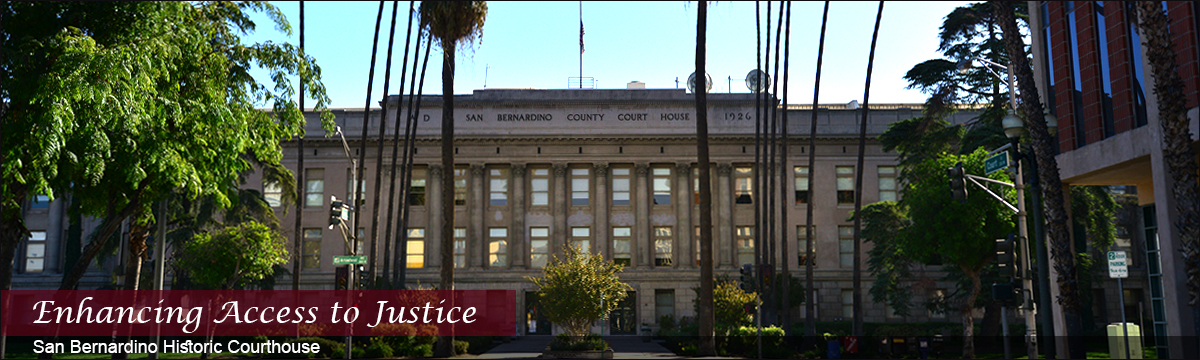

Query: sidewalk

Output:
[475, 335, 681, 359]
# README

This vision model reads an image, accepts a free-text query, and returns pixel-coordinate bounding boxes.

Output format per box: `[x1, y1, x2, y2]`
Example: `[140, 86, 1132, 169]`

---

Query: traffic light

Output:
[739, 264, 756, 293]
[947, 161, 968, 202]
[357, 265, 370, 289]
[759, 265, 774, 294]
[335, 266, 349, 290]
[330, 197, 345, 227]
[995, 234, 1017, 280]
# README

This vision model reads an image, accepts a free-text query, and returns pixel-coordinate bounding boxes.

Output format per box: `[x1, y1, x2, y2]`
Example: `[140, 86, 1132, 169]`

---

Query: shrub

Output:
[454, 340, 470, 354]
[364, 342, 393, 358]
[408, 343, 433, 357]
[549, 334, 608, 351]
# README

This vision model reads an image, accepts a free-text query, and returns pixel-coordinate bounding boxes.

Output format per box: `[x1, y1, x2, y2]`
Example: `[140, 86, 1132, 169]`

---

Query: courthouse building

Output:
[16, 87, 984, 335]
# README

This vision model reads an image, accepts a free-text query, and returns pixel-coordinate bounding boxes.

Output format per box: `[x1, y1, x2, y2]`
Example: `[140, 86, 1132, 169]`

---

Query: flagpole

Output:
[579, 0, 583, 88]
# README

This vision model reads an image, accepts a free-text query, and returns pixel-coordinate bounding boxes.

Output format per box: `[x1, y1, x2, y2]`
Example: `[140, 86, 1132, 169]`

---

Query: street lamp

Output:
[961, 55, 1040, 360]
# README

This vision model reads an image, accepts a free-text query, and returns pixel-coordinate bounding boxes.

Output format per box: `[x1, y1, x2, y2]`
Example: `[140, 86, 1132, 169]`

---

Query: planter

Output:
[541, 345, 614, 359]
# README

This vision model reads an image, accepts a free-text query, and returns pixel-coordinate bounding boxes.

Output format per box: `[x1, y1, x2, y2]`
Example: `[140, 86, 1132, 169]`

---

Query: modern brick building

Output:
[1029, 1, 1199, 357]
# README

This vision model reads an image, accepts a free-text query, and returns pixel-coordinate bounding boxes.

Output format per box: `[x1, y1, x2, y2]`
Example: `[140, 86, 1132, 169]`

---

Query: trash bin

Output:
[1106, 323, 1142, 359]
[641, 325, 652, 342]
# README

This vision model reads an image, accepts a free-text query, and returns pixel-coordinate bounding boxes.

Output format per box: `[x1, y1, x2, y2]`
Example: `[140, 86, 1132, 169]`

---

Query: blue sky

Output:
[245, 1, 974, 109]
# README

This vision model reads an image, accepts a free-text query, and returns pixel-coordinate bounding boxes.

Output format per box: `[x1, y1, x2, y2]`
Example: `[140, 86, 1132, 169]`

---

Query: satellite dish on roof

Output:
[746, 69, 770, 93]
[687, 72, 712, 93]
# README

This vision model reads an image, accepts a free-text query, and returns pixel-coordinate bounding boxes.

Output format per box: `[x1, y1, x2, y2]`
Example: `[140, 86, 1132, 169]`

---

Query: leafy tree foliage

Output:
[526, 245, 631, 340]
[853, 201, 915, 317]
[0, 1, 333, 290]
[177, 221, 288, 290]
[693, 280, 757, 331]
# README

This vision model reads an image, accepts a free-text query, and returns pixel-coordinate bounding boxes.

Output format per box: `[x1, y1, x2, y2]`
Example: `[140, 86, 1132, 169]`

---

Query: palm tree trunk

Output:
[382, 2, 417, 290]
[397, 35, 433, 289]
[696, 2, 716, 357]
[852, 1, 884, 337]
[961, 267, 982, 359]
[779, 0, 792, 332]
[366, 2, 402, 290]
[994, 2, 1086, 358]
[1134, 1, 1200, 349]
[292, 1, 305, 292]
[805, 1, 831, 339]
[435, 39, 457, 358]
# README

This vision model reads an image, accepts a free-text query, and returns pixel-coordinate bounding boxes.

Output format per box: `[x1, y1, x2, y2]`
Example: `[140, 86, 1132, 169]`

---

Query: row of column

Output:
[417, 162, 741, 271]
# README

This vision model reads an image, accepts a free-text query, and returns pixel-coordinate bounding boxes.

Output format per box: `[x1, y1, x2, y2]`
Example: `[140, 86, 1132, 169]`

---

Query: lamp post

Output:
[960, 56, 1057, 360]
[334, 126, 358, 359]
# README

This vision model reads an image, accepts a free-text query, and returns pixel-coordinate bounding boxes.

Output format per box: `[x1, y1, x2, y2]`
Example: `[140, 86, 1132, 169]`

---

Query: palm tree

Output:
[993, 2, 1087, 358]
[1133, 0, 1200, 346]
[804, 0, 831, 340]
[694, 1, 716, 356]
[418, 1, 486, 357]
[851, 1, 885, 338]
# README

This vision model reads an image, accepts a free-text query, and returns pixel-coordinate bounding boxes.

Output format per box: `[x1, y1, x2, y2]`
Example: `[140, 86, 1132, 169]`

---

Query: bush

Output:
[364, 342, 393, 358]
[460, 336, 498, 354]
[454, 340, 470, 354]
[330, 345, 365, 359]
[549, 334, 608, 351]
[408, 343, 433, 357]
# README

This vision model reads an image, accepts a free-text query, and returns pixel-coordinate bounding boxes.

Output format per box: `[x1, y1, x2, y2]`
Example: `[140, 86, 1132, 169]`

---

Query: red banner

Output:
[1, 290, 515, 337]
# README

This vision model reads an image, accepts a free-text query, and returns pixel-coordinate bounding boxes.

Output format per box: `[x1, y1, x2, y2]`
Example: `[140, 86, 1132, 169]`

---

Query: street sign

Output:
[1108, 251, 1128, 278]
[333, 255, 367, 265]
[985, 152, 1009, 175]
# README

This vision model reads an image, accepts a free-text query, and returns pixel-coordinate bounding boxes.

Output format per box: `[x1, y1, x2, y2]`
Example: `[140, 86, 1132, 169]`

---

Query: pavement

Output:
[475, 335, 683, 359]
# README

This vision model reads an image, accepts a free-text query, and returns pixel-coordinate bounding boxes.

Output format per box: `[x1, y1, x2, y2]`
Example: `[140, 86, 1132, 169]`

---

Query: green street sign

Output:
[333, 255, 367, 265]
[985, 152, 1009, 175]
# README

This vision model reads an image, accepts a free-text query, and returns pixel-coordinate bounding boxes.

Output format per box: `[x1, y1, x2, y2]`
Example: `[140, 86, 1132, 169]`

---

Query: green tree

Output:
[527, 245, 631, 340]
[901, 149, 1013, 358]
[177, 221, 288, 290]
[0, 1, 333, 291]
[418, 2, 486, 355]
[693, 280, 757, 330]
[853, 201, 916, 317]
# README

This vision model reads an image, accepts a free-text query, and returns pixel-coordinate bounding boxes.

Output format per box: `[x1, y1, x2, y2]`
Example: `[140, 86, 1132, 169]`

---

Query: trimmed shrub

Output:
[364, 342, 393, 358]
[454, 340, 470, 354]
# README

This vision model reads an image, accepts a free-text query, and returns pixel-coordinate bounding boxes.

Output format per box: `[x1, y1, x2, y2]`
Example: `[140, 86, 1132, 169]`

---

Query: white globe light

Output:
[1002, 110, 1024, 139]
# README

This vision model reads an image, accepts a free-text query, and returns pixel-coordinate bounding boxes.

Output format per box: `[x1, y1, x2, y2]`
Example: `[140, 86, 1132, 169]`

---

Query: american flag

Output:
[580, 20, 585, 54]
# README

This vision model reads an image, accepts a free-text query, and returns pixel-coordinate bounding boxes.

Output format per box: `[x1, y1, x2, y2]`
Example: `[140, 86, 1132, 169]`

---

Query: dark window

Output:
[1126, 2, 1149, 128]
[1068, 1, 1088, 148]
[1095, 2, 1116, 138]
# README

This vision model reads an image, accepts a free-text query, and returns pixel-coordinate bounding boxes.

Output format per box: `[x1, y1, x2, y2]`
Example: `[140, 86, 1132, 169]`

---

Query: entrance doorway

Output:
[609, 291, 637, 335]
[526, 292, 550, 335]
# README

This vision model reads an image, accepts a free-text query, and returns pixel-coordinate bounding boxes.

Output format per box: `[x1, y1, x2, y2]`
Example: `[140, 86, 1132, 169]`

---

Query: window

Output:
[1125, 2, 1148, 127]
[839, 226, 855, 267]
[303, 229, 322, 270]
[612, 227, 632, 266]
[736, 226, 755, 266]
[488, 227, 508, 268]
[612, 167, 631, 205]
[530, 227, 550, 268]
[454, 166, 467, 206]
[410, 167, 427, 206]
[25, 231, 46, 272]
[654, 227, 673, 267]
[531, 167, 550, 206]
[1068, 1, 1087, 148]
[836, 166, 855, 204]
[571, 168, 589, 206]
[405, 228, 425, 269]
[655, 290, 675, 323]
[304, 168, 324, 207]
[1041, 2, 1059, 128]
[734, 166, 754, 204]
[794, 166, 809, 205]
[878, 166, 897, 202]
[490, 168, 509, 206]
[652, 167, 671, 205]
[797, 225, 815, 268]
[841, 290, 854, 319]
[1094, 1, 1115, 138]
[454, 228, 466, 268]
[263, 180, 283, 207]
[571, 227, 591, 253]
[30, 194, 50, 209]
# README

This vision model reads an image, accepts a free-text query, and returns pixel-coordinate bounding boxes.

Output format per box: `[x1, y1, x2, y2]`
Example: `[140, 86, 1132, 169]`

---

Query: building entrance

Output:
[609, 291, 637, 335]
[526, 292, 550, 335]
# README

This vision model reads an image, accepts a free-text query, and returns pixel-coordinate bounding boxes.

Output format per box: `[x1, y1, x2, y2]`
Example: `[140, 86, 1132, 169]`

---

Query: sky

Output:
[244, 1, 974, 109]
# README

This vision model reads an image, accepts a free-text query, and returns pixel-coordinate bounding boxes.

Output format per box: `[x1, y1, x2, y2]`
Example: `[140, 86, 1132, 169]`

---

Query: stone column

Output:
[511, 164, 527, 268]
[676, 162, 693, 269]
[552, 163, 568, 256]
[716, 163, 733, 268]
[634, 163, 651, 269]
[427, 164, 443, 269]
[593, 163, 609, 259]
[469, 164, 485, 270]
